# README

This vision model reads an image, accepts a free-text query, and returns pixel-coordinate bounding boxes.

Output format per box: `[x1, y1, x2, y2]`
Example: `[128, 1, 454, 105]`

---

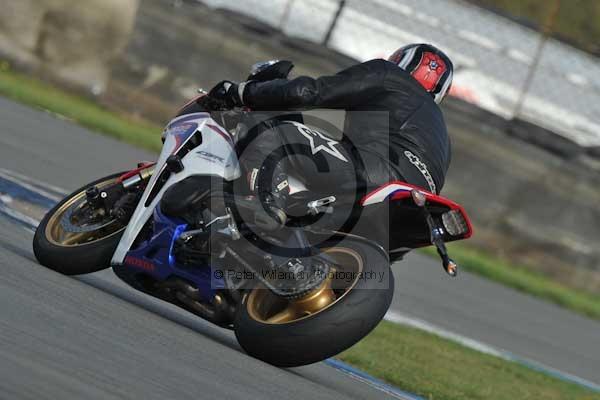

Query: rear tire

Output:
[234, 237, 393, 367]
[33, 173, 126, 275]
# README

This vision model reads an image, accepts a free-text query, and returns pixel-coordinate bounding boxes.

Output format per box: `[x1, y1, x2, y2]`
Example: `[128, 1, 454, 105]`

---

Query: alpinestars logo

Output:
[291, 122, 348, 162]
[404, 151, 437, 194]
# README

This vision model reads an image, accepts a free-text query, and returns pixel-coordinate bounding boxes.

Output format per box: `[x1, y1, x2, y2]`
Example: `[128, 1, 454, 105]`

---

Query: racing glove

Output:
[208, 80, 246, 108]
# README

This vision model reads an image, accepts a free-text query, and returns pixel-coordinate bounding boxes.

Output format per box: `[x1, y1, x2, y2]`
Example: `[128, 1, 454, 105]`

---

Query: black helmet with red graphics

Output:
[388, 43, 454, 104]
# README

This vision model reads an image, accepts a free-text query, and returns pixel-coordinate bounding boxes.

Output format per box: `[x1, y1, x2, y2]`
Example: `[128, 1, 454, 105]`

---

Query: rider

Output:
[211, 43, 454, 226]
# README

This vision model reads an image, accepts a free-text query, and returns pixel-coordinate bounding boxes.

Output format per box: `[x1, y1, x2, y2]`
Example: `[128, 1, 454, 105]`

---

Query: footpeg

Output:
[308, 196, 336, 215]
[173, 208, 240, 266]
[205, 207, 240, 240]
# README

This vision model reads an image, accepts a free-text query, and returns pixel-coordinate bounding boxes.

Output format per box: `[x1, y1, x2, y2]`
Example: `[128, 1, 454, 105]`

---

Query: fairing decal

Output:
[111, 114, 241, 265]
[361, 180, 473, 239]
[360, 182, 417, 206]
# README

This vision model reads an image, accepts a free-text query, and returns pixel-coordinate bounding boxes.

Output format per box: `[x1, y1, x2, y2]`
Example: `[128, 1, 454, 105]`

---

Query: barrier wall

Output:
[0, 0, 139, 92]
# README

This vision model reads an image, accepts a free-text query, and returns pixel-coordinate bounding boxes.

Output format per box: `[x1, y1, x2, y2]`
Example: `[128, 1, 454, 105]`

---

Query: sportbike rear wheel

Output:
[234, 237, 394, 367]
[33, 172, 128, 275]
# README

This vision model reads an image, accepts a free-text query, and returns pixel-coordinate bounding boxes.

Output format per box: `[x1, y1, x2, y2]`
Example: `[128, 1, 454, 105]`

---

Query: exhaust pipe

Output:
[156, 277, 234, 325]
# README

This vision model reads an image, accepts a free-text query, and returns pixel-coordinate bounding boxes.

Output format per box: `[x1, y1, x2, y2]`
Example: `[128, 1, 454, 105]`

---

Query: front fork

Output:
[85, 163, 157, 223]
[118, 162, 156, 188]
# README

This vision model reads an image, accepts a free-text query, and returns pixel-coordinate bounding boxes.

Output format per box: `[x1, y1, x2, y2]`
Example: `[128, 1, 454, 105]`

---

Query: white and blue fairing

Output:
[111, 112, 241, 265]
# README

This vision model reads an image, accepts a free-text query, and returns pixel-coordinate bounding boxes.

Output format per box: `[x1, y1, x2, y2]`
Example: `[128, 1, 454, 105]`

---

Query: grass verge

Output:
[3, 65, 600, 398]
[2, 66, 600, 321]
[421, 244, 600, 320]
[339, 321, 599, 400]
[0, 65, 162, 153]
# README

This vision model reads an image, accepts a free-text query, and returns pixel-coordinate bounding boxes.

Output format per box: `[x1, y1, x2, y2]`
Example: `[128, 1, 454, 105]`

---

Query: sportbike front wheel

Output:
[234, 237, 394, 367]
[33, 172, 127, 275]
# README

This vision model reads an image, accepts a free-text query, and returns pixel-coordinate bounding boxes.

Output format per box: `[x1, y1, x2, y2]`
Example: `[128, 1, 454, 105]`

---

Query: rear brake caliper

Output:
[411, 190, 458, 277]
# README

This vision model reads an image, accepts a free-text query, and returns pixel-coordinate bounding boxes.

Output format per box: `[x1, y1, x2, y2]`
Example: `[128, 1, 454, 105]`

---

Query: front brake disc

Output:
[60, 198, 117, 233]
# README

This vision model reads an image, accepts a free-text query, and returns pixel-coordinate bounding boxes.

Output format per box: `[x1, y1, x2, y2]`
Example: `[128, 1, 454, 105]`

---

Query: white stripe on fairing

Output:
[385, 310, 600, 392]
[166, 112, 209, 129]
[362, 184, 413, 206]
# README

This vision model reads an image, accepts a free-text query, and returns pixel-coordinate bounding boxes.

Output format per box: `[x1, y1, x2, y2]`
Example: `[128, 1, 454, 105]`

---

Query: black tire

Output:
[33, 173, 126, 275]
[234, 237, 394, 367]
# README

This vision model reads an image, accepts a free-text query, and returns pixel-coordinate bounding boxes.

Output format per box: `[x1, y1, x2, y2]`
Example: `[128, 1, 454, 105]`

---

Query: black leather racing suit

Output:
[239, 58, 451, 195]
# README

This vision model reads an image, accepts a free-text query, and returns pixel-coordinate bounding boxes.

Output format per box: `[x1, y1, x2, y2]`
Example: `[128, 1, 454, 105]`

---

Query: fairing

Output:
[360, 181, 473, 252]
[111, 112, 241, 265]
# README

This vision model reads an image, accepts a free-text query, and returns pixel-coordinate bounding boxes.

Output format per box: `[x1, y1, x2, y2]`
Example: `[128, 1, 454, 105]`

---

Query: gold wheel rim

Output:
[245, 247, 364, 324]
[45, 178, 125, 247]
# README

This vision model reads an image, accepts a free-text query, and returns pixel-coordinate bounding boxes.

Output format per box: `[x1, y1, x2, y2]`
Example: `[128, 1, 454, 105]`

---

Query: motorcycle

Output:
[33, 61, 472, 367]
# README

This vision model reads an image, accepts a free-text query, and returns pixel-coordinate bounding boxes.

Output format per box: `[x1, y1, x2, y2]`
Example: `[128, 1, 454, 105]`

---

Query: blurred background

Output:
[1, 0, 599, 292]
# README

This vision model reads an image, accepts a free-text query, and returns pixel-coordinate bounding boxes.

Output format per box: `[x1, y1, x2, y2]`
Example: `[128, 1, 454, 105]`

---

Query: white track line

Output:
[385, 311, 505, 357]
[325, 359, 423, 400]
[385, 310, 600, 392]
[0, 202, 40, 229]
[0, 169, 65, 202]
[0, 168, 67, 195]
[1, 168, 598, 392]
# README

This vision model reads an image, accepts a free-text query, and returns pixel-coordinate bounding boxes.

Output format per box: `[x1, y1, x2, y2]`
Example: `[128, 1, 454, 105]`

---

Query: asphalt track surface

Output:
[1, 97, 599, 398]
